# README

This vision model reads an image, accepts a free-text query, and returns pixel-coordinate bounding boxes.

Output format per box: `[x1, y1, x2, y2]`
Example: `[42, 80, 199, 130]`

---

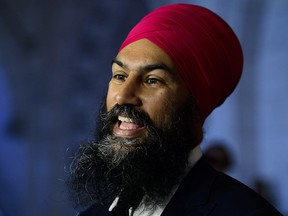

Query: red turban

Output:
[119, 4, 243, 124]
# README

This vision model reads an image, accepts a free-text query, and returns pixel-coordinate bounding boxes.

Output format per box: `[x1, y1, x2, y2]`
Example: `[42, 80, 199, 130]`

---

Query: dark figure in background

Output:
[66, 4, 283, 216]
[204, 142, 233, 173]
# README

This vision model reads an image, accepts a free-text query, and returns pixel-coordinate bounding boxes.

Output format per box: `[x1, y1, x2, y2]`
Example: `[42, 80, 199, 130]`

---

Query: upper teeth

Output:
[119, 116, 134, 123]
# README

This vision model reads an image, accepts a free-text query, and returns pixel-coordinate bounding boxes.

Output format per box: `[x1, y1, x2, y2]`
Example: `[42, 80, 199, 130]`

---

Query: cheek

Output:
[145, 92, 175, 128]
[147, 86, 189, 129]
[106, 85, 116, 111]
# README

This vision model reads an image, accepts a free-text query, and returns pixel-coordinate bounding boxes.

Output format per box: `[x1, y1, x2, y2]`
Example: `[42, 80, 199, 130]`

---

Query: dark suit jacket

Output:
[79, 157, 283, 216]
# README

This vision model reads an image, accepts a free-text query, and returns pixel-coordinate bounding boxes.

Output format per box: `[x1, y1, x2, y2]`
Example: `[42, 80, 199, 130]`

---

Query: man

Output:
[67, 4, 283, 216]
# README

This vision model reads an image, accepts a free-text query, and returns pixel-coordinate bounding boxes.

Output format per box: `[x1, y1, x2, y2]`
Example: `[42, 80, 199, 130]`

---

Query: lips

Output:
[113, 115, 145, 138]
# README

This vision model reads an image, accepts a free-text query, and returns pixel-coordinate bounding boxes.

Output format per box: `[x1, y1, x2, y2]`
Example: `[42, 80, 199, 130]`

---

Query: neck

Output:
[186, 145, 202, 173]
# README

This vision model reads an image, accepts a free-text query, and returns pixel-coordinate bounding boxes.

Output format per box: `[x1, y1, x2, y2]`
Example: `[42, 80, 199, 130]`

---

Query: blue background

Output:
[0, 0, 287, 215]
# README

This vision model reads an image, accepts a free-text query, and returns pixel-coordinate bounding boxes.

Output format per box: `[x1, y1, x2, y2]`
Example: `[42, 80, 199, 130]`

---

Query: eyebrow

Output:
[111, 59, 172, 74]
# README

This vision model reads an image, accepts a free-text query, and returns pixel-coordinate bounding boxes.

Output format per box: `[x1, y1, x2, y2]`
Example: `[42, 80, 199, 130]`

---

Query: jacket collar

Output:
[161, 156, 217, 216]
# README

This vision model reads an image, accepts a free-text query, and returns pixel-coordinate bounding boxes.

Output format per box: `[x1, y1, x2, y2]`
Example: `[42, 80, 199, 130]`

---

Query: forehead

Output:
[115, 39, 176, 72]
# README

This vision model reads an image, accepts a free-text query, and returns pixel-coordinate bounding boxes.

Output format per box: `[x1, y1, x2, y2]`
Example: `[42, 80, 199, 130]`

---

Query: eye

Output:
[113, 73, 126, 81]
[145, 77, 163, 85]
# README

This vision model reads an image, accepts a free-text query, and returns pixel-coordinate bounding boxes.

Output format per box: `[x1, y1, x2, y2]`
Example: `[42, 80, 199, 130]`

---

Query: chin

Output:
[111, 136, 147, 151]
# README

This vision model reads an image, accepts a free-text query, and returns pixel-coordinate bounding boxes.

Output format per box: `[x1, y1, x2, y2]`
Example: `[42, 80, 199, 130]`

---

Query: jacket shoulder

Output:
[164, 157, 283, 216]
[203, 161, 283, 215]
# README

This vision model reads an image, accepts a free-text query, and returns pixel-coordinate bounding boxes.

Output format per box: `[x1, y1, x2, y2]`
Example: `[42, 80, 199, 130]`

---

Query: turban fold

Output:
[119, 4, 243, 124]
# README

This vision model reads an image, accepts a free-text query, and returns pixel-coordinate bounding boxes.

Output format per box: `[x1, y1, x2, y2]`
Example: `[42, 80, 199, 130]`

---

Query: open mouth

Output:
[118, 116, 143, 129]
[113, 115, 145, 138]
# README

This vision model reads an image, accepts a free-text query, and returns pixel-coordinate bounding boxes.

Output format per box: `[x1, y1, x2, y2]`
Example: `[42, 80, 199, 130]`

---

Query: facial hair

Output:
[66, 99, 200, 211]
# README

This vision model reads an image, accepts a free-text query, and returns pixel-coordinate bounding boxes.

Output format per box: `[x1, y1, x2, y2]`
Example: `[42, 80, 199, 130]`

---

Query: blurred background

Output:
[0, 0, 287, 215]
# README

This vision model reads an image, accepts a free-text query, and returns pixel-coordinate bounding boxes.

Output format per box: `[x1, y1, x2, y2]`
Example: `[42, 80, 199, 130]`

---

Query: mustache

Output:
[100, 104, 154, 133]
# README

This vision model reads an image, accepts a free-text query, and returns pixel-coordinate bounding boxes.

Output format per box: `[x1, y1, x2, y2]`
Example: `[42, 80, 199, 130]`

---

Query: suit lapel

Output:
[161, 156, 217, 216]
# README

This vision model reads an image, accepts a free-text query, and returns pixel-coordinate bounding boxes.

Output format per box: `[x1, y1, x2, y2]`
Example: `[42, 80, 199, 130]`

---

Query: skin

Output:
[106, 39, 191, 140]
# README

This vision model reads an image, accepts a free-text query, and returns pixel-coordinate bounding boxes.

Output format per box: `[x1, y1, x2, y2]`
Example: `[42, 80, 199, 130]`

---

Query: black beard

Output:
[66, 100, 200, 211]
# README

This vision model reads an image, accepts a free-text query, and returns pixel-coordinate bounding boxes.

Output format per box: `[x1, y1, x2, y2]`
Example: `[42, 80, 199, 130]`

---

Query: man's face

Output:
[106, 39, 190, 145]
[67, 39, 200, 210]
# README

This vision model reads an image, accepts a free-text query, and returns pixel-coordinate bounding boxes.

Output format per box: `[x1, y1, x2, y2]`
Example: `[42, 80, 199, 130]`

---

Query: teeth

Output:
[118, 116, 135, 123]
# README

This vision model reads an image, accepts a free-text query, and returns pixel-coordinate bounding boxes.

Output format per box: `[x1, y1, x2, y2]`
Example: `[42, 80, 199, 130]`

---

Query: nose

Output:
[115, 78, 142, 106]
